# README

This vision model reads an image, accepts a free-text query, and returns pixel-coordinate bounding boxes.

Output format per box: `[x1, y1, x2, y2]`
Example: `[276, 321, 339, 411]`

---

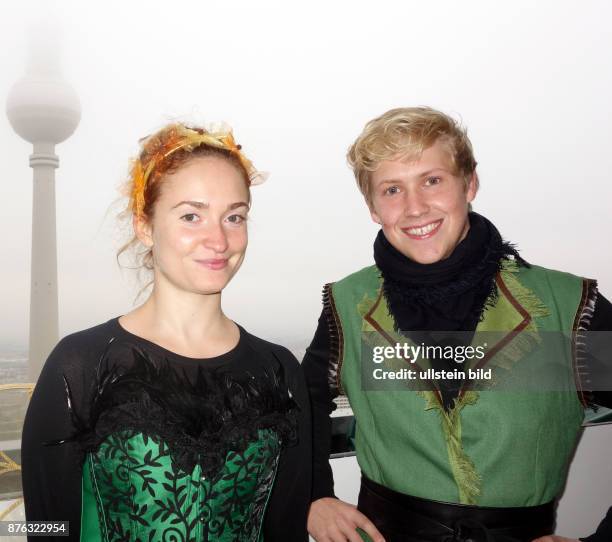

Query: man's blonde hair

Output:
[347, 107, 477, 204]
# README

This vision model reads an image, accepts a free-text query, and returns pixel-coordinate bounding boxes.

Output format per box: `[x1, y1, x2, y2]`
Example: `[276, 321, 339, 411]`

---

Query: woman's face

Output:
[369, 140, 477, 264]
[138, 156, 249, 295]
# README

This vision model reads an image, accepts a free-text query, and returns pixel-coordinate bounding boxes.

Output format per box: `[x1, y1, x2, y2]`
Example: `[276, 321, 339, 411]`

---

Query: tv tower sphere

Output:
[6, 74, 81, 144]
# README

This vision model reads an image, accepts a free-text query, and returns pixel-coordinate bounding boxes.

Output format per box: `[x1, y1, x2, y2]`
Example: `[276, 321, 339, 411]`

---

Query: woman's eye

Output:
[384, 185, 400, 195]
[226, 214, 246, 225]
[425, 176, 441, 186]
[180, 213, 199, 223]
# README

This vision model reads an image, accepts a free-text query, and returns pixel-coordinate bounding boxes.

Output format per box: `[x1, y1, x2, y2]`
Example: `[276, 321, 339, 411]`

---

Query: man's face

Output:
[369, 140, 478, 264]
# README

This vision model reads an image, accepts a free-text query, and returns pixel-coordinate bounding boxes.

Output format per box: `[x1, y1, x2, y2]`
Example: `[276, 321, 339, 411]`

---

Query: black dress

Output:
[21, 318, 312, 541]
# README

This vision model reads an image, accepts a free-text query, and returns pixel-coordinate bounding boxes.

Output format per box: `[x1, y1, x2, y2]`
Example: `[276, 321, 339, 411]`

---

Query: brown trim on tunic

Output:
[459, 272, 532, 397]
[364, 288, 444, 407]
[572, 278, 598, 407]
[323, 283, 345, 396]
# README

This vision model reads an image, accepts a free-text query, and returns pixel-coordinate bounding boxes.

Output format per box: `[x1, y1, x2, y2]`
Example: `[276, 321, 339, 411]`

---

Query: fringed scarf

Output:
[373, 212, 527, 409]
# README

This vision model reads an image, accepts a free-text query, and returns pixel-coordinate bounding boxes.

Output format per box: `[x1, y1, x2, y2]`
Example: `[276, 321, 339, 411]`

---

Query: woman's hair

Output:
[347, 107, 477, 205]
[118, 122, 262, 273]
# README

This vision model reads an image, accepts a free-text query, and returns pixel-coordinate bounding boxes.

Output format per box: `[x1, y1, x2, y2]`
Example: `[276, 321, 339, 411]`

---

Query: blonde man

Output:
[304, 107, 612, 542]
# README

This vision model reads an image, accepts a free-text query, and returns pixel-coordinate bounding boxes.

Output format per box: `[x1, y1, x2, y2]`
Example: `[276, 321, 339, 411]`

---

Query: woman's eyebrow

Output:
[172, 200, 208, 210]
[171, 201, 249, 211]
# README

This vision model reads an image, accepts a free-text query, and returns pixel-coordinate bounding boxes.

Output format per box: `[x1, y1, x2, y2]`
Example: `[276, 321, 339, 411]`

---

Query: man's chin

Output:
[411, 254, 443, 265]
[395, 244, 445, 264]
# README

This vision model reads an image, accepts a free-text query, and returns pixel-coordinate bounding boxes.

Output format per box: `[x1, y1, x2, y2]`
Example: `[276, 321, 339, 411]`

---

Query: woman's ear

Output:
[133, 214, 153, 248]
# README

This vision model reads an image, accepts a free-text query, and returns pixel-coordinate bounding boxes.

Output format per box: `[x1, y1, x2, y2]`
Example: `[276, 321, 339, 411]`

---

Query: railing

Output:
[0, 384, 34, 523]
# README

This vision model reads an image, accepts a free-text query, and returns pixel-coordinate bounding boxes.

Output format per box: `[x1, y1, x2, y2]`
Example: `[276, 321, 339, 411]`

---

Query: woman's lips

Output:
[195, 258, 228, 270]
[401, 219, 443, 240]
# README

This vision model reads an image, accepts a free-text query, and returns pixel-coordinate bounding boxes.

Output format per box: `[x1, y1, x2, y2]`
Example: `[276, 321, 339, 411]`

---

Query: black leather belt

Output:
[357, 475, 556, 542]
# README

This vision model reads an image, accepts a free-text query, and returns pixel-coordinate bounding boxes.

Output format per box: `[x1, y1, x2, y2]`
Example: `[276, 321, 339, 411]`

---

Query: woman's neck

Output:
[120, 277, 239, 359]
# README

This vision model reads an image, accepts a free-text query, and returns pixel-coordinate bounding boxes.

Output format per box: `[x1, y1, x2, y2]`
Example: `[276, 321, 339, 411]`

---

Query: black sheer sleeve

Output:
[581, 507, 612, 542]
[587, 292, 612, 408]
[302, 309, 337, 501]
[578, 291, 612, 541]
[263, 346, 312, 542]
[21, 337, 87, 542]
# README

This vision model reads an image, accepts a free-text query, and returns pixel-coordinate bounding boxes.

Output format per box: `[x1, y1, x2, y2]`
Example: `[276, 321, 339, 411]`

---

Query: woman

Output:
[303, 107, 612, 542]
[21, 123, 312, 541]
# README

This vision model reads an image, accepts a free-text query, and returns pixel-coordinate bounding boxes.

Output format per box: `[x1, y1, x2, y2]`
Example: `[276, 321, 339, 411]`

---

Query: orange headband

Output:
[130, 123, 266, 218]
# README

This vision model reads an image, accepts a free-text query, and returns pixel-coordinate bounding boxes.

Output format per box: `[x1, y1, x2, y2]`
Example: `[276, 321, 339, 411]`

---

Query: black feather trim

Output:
[48, 343, 298, 476]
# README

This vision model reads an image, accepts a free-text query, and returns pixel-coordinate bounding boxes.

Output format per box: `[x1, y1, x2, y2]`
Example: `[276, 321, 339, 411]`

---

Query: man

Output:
[304, 107, 612, 542]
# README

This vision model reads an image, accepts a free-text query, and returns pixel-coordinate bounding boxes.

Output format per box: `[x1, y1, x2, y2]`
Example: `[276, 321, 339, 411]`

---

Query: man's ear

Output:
[133, 214, 153, 248]
[369, 204, 382, 225]
[466, 171, 479, 203]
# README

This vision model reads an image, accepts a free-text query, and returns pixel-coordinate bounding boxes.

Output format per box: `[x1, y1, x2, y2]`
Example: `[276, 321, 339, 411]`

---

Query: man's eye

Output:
[227, 214, 245, 224]
[180, 213, 199, 223]
[425, 176, 441, 186]
[384, 186, 400, 195]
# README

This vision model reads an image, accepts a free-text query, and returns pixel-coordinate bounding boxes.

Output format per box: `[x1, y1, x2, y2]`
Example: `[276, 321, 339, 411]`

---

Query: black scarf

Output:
[373, 212, 526, 409]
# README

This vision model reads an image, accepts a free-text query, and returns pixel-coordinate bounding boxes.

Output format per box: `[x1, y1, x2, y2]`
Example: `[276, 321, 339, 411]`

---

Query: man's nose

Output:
[403, 189, 429, 217]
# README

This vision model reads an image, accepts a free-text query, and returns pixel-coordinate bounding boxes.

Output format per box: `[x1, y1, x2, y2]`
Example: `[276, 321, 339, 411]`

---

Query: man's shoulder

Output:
[510, 262, 592, 317]
[330, 264, 380, 290]
[515, 262, 589, 286]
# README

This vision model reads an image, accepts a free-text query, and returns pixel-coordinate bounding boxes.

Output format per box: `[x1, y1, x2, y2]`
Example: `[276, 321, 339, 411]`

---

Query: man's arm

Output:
[303, 309, 385, 542]
[302, 310, 337, 500]
[577, 291, 612, 541]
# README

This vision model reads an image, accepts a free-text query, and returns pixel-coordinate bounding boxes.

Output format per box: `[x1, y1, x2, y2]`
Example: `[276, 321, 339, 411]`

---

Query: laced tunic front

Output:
[21, 319, 312, 542]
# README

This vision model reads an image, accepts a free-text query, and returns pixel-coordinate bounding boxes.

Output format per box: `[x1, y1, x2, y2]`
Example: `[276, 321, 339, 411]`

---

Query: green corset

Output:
[81, 429, 280, 541]
[54, 343, 298, 542]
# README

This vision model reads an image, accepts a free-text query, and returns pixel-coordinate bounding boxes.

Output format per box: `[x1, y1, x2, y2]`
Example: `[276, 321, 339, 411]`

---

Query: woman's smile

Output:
[194, 258, 229, 270]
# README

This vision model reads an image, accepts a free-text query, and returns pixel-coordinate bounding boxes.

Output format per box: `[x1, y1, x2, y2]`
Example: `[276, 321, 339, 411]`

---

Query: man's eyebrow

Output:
[376, 168, 449, 184]
[417, 168, 448, 178]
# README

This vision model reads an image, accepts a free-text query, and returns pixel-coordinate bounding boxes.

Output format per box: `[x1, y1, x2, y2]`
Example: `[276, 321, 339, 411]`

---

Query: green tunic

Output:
[328, 260, 593, 506]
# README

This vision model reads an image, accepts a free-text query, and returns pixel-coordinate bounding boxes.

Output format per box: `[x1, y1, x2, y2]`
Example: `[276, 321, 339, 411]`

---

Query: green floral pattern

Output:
[86, 429, 280, 542]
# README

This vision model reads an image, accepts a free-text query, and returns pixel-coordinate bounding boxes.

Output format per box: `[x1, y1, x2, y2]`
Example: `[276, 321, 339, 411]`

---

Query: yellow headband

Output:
[130, 124, 266, 218]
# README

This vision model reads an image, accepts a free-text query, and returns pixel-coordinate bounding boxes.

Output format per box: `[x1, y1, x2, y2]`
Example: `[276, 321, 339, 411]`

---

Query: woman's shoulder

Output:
[239, 327, 301, 370]
[238, 328, 310, 412]
[41, 318, 121, 376]
[52, 318, 118, 356]
[30, 320, 123, 416]
[59, 318, 119, 346]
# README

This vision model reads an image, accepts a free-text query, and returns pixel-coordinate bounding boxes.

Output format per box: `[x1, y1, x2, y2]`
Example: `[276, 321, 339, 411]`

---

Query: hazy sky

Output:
[1, 0, 611, 351]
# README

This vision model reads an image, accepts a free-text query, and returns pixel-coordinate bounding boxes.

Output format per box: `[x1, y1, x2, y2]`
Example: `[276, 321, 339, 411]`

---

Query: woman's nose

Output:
[203, 222, 229, 253]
